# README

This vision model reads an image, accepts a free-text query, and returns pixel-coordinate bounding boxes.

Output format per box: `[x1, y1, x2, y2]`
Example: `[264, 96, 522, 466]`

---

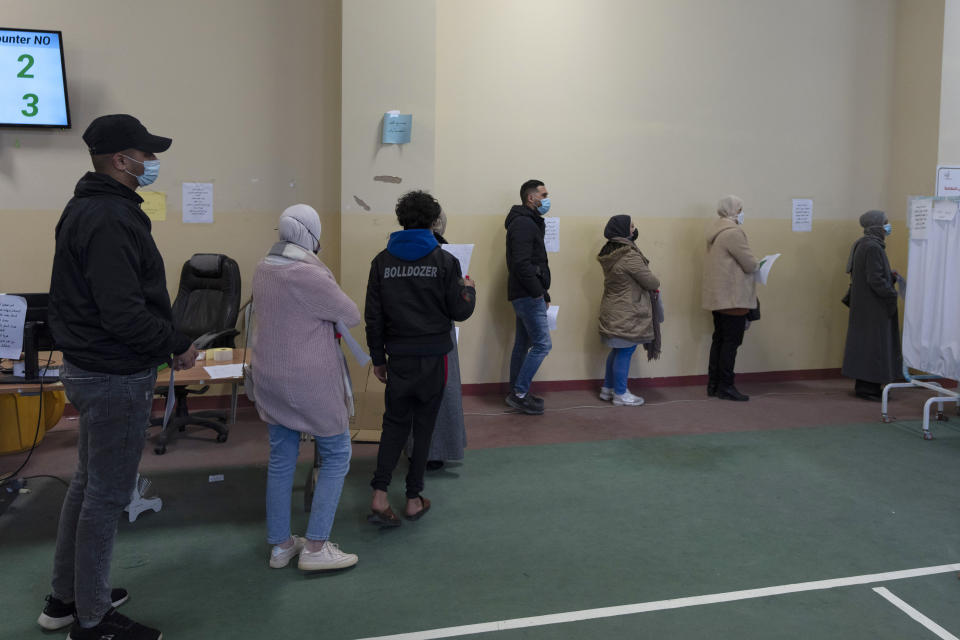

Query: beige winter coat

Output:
[701, 217, 759, 313]
[598, 239, 661, 343]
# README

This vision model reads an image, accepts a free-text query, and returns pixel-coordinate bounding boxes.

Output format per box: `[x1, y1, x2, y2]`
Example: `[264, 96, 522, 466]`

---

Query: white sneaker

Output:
[269, 535, 305, 568]
[613, 391, 645, 406]
[599, 387, 614, 401]
[298, 541, 359, 571]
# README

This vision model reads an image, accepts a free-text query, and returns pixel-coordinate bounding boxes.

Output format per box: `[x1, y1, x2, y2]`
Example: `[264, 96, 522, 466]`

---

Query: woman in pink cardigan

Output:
[252, 204, 361, 572]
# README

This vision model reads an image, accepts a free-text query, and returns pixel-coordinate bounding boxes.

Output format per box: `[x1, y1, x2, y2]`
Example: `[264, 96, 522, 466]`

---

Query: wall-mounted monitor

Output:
[0, 28, 70, 128]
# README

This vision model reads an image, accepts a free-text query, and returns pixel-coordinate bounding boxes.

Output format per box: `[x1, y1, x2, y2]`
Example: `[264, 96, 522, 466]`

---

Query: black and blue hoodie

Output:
[365, 228, 476, 366]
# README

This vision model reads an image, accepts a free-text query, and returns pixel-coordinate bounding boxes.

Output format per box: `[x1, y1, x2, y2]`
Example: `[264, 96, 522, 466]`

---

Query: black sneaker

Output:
[528, 393, 545, 408]
[505, 393, 545, 415]
[38, 589, 129, 630]
[67, 608, 160, 640]
[707, 383, 717, 397]
[716, 385, 749, 402]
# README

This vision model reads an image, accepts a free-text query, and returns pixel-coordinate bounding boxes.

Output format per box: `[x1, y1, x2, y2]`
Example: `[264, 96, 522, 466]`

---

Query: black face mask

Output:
[631, 229, 639, 241]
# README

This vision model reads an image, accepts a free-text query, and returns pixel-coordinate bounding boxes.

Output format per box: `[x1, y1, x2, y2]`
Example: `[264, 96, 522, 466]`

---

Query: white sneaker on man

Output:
[298, 541, 358, 571]
[613, 391, 645, 406]
[599, 387, 614, 401]
[269, 535, 305, 568]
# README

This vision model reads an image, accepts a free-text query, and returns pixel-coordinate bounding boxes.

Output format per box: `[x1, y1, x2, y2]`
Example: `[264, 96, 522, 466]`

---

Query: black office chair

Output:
[151, 253, 241, 454]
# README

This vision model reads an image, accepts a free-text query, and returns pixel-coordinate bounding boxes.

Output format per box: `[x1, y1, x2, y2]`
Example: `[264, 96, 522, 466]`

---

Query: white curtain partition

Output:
[902, 197, 960, 381]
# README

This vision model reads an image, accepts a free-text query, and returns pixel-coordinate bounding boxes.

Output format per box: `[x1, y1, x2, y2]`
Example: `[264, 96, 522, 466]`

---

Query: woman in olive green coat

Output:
[597, 215, 660, 406]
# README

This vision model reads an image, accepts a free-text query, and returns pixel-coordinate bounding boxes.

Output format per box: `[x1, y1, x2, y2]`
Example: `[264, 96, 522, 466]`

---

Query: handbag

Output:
[746, 298, 761, 322]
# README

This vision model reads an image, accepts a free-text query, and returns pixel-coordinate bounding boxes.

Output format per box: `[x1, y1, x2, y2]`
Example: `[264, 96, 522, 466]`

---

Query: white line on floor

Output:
[353, 563, 960, 640]
[873, 587, 959, 640]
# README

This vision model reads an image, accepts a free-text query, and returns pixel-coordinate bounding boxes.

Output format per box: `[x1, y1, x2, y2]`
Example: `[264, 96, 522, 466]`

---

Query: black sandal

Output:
[405, 495, 431, 521]
[367, 505, 402, 528]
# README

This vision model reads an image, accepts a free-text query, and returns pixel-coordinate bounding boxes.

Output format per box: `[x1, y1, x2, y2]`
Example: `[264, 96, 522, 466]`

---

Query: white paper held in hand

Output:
[754, 254, 781, 285]
[547, 305, 559, 331]
[442, 244, 474, 277]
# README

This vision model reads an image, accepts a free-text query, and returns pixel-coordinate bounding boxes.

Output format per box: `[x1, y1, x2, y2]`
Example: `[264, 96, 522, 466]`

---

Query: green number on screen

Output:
[21, 93, 39, 117]
[17, 54, 35, 78]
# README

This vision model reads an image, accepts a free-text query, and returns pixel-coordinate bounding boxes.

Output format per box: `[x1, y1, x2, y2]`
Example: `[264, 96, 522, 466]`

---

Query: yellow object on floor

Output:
[0, 390, 66, 455]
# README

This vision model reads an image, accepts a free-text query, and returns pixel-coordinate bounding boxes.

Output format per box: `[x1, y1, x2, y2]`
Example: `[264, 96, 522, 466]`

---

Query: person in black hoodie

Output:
[366, 191, 476, 525]
[39, 115, 196, 640]
[504, 179, 552, 415]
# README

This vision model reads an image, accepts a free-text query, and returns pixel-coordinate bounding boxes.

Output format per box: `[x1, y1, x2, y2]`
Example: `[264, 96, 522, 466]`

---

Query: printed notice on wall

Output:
[935, 165, 960, 197]
[140, 191, 167, 221]
[544, 217, 560, 253]
[909, 199, 931, 240]
[932, 199, 957, 223]
[0, 294, 27, 360]
[182, 182, 214, 224]
[791, 198, 813, 232]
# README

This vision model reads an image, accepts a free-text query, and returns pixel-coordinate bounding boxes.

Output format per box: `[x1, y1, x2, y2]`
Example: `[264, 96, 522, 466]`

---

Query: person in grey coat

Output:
[841, 210, 902, 401]
[406, 210, 466, 470]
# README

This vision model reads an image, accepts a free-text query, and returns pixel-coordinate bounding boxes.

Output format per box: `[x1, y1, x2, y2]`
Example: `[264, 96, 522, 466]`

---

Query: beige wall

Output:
[1, 1, 947, 389]
[339, 0, 943, 386]
[0, 0, 342, 303]
[940, 0, 960, 162]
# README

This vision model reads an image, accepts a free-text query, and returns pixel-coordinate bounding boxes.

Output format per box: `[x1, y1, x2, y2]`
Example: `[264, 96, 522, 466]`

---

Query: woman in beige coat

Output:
[702, 195, 759, 401]
[597, 215, 660, 406]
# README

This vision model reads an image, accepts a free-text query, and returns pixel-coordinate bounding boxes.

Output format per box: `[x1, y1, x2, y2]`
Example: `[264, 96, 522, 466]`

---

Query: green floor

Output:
[2, 421, 959, 639]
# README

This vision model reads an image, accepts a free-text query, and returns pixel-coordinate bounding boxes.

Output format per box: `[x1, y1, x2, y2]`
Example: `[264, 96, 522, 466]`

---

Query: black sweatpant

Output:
[708, 311, 747, 388]
[371, 354, 446, 499]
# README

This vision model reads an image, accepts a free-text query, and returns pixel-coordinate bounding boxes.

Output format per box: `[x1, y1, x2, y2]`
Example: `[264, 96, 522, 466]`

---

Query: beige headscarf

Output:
[717, 195, 744, 219]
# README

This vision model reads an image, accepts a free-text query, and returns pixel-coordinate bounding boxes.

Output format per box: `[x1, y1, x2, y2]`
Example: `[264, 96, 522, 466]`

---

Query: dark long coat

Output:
[842, 234, 902, 383]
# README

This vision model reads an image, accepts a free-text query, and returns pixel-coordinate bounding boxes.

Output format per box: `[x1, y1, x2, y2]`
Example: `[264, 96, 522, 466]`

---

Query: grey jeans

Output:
[50, 359, 156, 628]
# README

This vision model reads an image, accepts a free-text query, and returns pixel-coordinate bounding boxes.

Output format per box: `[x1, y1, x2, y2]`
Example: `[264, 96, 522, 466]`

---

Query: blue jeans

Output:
[510, 297, 552, 395]
[51, 359, 157, 628]
[604, 346, 638, 395]
[266, 425, 351, 544]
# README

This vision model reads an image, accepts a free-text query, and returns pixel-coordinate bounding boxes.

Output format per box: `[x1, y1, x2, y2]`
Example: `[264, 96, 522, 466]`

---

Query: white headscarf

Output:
[278, 204, 321, 252]
[717, 195, 744, 219]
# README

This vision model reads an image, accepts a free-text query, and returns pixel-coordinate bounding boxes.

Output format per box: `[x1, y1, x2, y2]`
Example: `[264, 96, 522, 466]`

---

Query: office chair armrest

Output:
[194, 329, 240, 350]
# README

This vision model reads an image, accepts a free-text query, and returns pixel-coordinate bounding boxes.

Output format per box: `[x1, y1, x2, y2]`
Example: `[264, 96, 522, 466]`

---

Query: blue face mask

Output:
[122, 154, 160, 187]
[537, 197, 551, 215]
[883, 223, 892, 236]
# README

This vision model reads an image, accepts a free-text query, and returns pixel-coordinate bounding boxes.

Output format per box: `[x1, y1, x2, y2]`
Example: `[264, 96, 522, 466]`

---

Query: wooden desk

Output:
[0, 350, 248, 423]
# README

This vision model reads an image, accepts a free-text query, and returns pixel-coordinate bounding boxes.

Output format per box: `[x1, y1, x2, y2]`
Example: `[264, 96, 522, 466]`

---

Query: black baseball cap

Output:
[82, 114, 172, 155]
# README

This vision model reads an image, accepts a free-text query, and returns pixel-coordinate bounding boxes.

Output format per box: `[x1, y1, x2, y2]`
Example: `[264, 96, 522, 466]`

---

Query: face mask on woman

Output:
[883, 223, 892, 236]
[736, 211, 744, 225]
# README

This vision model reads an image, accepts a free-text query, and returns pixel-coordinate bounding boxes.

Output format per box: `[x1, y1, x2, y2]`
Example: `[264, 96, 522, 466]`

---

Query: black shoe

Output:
[67, 608, 160, 640]
[505, 393, 545, 415]
[38, 589, 129, 631]
[707, 383, 717, 397]
[528, 393, 545, 408]
[716, 386, 749, 402]
[855, 392, 882, 402]
[426, 460, 444, 471]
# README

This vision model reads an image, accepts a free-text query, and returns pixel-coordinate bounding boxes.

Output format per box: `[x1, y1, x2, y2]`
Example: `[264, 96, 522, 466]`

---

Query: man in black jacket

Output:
[40, 115, 196, 640]
[504, 179, 552, 415]
[365, 190, 476, 525]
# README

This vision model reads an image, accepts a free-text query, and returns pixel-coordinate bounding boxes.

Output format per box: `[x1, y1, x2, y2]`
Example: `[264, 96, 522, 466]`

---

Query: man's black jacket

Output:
[48, 172, 191, 374]
[504, 204, 551, 302]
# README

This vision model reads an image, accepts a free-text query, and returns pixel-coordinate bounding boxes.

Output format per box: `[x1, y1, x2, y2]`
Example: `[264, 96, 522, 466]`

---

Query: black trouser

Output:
[371, 354, 446, 499]
[708, 311, 747, 388]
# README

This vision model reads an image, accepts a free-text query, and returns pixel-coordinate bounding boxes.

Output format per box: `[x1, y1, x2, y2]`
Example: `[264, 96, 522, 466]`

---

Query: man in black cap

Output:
[37, 115, 196, 640]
